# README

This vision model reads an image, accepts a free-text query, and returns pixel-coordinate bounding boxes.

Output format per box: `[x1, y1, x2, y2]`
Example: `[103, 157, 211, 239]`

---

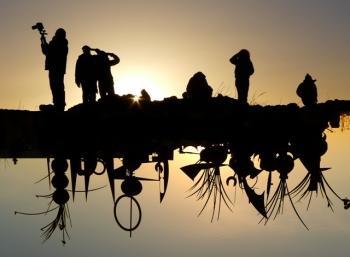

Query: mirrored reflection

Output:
[4, 94, 350, 243]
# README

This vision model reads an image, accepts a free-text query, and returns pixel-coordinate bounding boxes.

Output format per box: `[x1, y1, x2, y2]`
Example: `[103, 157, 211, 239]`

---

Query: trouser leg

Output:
[235, 77, 249, 103]
[49, 71, 66, 111]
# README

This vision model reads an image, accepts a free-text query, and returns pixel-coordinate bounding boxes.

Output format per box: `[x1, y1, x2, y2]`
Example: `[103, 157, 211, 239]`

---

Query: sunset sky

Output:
[0, 0, 349, 110]
[0, 1, 350, 257]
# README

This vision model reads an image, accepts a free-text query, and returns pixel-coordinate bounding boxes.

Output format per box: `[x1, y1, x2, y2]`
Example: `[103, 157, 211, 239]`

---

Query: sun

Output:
[115, 71, 166, 100]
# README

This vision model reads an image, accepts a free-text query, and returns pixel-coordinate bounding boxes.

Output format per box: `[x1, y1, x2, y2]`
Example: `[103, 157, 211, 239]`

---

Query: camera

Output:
[32, 22, 44, 32]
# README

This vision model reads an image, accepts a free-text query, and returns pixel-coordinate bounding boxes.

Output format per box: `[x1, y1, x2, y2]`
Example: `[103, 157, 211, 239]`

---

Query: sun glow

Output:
[115, 71, 167, 100]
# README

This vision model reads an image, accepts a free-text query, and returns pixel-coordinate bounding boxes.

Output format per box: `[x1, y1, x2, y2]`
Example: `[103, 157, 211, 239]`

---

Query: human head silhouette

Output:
[303, 73, 316, 83]
[82, 45, 91, 54]
[239, 49, 250, 58]
[55, 28, 66, 39]
[193, 71, 206, 81]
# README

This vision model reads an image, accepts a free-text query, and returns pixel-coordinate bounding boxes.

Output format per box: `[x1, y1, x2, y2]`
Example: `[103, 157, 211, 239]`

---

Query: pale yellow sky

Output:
[0, 0, 349, 110]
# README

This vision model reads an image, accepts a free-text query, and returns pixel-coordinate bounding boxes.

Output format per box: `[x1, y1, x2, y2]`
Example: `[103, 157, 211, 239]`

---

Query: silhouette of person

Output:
[140, 89, 151, 102]
[75, 46, 98, 104]
[230, 49, 254, 103]
[182, 72, 213, 101]
[296, 74, 318, 106]
[95, 49, 120, 99]
[41, 28, 68, 111]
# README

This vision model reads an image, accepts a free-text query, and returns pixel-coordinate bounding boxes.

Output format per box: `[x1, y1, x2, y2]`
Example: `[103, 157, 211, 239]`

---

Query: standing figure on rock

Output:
[75, 45, 98, 104]
[41, 28, 68, 111]
[296, 73, 318, 106]
[95, 49, 120, 99]
[230, 49, 254, 103]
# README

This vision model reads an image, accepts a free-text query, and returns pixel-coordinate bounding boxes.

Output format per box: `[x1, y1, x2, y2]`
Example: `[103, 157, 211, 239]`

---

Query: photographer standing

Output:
[41, 28, 68, 111]
[95, 49, 120, 99]
[75, 46, 97, 104]
[230, 49, 254, 103]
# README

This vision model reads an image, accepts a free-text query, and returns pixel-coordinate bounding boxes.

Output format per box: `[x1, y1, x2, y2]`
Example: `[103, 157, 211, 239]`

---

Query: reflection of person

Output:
[230, 49, 254, 103]
[296, 74, 318, 106]
[95, 49, 120, 99]
[75, 46, 97, 104]
[41, 28, 68, 111]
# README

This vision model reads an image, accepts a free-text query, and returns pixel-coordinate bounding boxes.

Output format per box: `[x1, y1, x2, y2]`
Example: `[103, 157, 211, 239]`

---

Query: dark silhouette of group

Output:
[229, 49, 318, 107]
[35, 25, 319, 110]
[37, 25, 120, 110]
[184, 49, 255, 104]
[75, 46, 120, 103]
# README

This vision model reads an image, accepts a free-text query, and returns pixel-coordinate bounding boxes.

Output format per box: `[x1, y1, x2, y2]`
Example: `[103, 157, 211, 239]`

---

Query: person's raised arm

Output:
[108, 53, 120, 66]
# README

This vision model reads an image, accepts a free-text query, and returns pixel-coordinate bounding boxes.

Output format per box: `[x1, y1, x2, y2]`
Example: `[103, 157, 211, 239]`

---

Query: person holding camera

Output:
[40, 28, 68, 111]
[230, 49, 254, 103]
[75, 46, 98, 104]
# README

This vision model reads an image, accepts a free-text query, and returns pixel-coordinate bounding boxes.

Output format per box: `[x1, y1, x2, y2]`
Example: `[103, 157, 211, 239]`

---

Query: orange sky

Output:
[0, 0, 349, 110]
